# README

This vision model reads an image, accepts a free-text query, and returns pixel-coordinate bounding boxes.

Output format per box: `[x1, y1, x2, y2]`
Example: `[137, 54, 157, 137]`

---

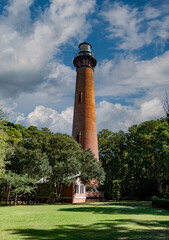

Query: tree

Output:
[98, 129, 127, 199]
[46, 133, 105, 202]
[4, 134, 51, 204]
[0, 109, 8, 179]
[80, 149, 105, 185]
[98, 118, 169, 200]
[3, 171, 36, 205]
[0, 127, 7, 179]
[3, 121, 23, 144]
[0, 120, 106, 203]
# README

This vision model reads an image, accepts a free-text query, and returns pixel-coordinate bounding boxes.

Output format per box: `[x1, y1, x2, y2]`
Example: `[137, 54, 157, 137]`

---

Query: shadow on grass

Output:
[59, 201, 169, 216]
[7, 219, 169, 240]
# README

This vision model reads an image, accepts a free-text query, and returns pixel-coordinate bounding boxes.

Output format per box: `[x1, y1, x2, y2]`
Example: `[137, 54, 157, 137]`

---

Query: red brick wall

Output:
[72, 67, 99, 160]
[72, 178, 86, 203]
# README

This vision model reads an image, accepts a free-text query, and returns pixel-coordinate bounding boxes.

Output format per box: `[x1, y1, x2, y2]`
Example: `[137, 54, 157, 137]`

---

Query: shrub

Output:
[157, 192, 169, 199]
[152, 196, 169, 209]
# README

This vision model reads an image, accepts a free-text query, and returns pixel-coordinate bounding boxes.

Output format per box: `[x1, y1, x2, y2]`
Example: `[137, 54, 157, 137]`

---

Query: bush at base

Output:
[152, 196, 169, 209]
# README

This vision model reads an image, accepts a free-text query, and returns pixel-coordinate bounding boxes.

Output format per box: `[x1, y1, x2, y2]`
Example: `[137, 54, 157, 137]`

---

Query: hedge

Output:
[152, 196, 169, 209]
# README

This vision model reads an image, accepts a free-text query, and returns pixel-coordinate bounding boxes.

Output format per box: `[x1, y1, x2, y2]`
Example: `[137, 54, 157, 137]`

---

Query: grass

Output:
[0, 201, 169, 240]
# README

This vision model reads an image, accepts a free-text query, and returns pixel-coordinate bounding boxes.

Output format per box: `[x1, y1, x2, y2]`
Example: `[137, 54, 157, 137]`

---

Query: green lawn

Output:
[0, 201, 169, 240]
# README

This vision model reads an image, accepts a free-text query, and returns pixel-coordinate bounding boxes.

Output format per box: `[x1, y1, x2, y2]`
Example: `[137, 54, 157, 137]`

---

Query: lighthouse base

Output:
[37, 178, 104, 204]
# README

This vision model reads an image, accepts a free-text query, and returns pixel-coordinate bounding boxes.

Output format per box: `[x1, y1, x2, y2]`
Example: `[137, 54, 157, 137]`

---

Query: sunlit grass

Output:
[0, 201, 169, 239]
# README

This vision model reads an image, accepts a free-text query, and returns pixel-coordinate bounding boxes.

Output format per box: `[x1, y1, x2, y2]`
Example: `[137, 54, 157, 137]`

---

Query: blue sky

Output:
[0, 0, 169, 134]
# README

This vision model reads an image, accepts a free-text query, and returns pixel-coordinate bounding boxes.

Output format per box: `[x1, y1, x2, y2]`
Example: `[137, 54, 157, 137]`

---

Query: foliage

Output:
[80, 149, 105, 185]
[1, 122, 105, 203]
[3, 121, 23, 144]
[98, 117, 169, 200]
[158, 192, 169, 199]
[98, 129, 127, 199]
[3, 171, 36, 205]
[0, 128, 7, 179]
[152, 196, 169, 209]
[44, 134, 105, 201]
[47, 133, 83, 201]
[2, 112, 169, 203]
[2, 129, 51, 203]
[0, 109, 8, 179]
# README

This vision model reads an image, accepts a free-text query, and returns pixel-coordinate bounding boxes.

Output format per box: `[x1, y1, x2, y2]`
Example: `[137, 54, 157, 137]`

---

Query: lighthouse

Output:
[58, 43, 103, 203]
[72, 42, 99, 160]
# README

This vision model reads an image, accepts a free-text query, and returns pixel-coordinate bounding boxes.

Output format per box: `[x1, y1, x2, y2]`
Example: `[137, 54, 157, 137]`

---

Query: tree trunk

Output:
[14, 194, 17, 206]
[55, 183, 63, 202]
[6, 185, 10, 205]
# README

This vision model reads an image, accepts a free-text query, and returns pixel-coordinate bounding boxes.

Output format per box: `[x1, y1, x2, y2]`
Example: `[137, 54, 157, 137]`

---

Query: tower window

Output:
[76, 133, 79, 143]
[76, 132, 82, 144]
[78, 92, 83, 103]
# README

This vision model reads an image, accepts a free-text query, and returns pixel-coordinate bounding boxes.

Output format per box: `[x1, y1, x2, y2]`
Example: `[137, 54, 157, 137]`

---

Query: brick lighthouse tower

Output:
[59, 43, 103, 203]
[72, 42, 99, 160]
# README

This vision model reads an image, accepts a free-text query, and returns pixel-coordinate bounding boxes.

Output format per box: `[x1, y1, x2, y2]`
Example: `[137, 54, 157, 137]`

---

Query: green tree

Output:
[0, 109, 8, 179]
[80, 149, 105, 185]
[98, 129, 126, 199]
[0, 128, 7, 179]
[46, 133, 105, 202]
[3, 171, 36, 205]
[1, 127, 50, 203]
[98, 118, 169, 200]
[1, 121, 105, 203]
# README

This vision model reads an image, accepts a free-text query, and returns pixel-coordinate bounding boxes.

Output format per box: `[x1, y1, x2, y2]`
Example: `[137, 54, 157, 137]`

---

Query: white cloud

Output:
[96, 101, 134, 132]
[143, 6, 161, 20]
[39, 62, 75, 97]
[13, 97, 164, 135]
[95, 51, 169, 105]
[96, 98, 164, 132]
[0, 0, 95, 98]
[3, 46, 168, 134]
[0, 61, 76, 121]
[1, 0, 168, 135]
[100, 2, 144, 50]
[138, 98, 164, 122]
[16, 105, 73, 134]
[100, 1, 169, 50]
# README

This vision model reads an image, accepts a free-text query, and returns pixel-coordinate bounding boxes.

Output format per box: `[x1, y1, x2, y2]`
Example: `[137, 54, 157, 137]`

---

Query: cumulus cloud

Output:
[1, 62, 76, 116]
[3, 44, 168, 134]
[16, 105, 73, 134]
[95, 51, 169, 105]
[39, 62, 75, 97]
[0, 0, 95, 98]
[1, 0, 168, 135]
[14, 97, 164, 135]
[96, 98, 164, 132]
[100, 1, 169, 50]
